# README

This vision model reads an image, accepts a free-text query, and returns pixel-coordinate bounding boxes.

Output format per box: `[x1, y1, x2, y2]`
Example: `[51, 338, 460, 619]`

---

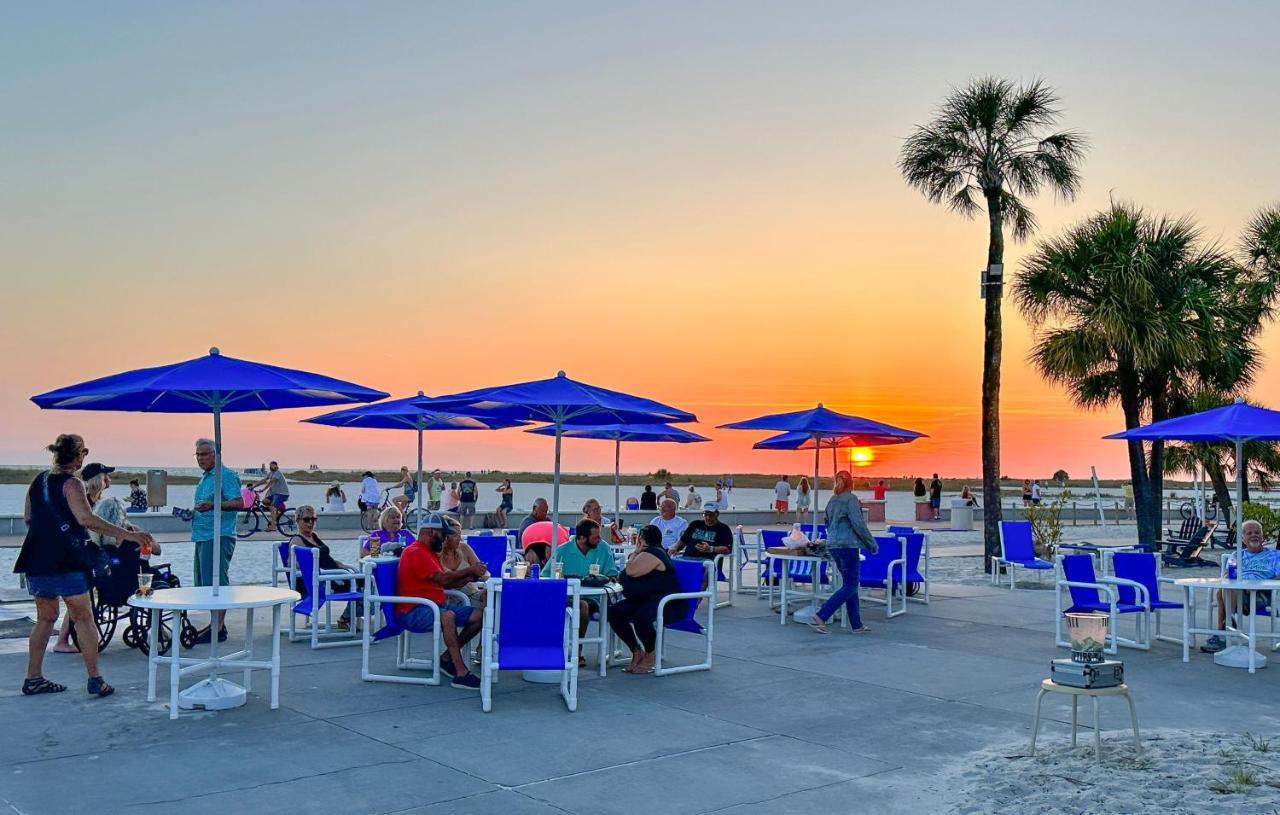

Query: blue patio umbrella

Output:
[304, 393, 527, 523]
[417, 372, 696, 566]
[526, 423, 710, 522]
[721, 405, 925, 525]
[31, 347, 386, 709]
[1105, 398, 1280, 526]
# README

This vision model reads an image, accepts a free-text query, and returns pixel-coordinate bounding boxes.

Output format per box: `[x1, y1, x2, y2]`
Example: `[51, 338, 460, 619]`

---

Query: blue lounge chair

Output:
[860, 535, 907, 618]
[994, 521, 1053, 589]
[901, 532, 931, 605]
[1108, 551, 1184, 646]
[479, 577, 580, 712]
[360, 559, 468, 686]
[656, 559, 715, 676]
[289, 545, 365, 649]
[1055, 553, 1150, 654]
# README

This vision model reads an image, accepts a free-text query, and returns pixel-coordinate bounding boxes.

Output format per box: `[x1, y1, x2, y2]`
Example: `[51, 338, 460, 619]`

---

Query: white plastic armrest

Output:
[1098, 576, 1150, 605]
[366, 594, 441, 612]
[444, 589, 472, 605]
[1059, 580, 1118, 602]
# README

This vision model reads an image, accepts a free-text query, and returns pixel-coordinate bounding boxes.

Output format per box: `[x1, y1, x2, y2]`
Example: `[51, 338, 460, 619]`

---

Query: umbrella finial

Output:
[209, 347, 221, 356]
[1235, 397, 1245, 404]
[817, 402, 824, 408]
[417, 390, 425, 397]
[557, 370, 567, 378]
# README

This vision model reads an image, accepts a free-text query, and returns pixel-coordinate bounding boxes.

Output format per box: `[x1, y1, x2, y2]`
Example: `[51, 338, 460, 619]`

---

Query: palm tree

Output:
[1014, 204, 1278, 543]
[899, 77, 1086, 569]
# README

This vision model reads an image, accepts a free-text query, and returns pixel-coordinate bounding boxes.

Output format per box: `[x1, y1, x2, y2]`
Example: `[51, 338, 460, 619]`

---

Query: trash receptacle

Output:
[950, 498, 973, 531]
[146, 469, 167, 509]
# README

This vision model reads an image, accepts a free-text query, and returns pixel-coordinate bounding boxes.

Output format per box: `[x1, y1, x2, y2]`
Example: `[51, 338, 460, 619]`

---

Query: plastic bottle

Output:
[554, 561, 564, 579]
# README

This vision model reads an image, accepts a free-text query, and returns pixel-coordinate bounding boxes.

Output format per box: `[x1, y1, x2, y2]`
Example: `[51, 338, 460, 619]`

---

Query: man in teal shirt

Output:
[191, 438, 244, 642]
[555, 519, 619, 665]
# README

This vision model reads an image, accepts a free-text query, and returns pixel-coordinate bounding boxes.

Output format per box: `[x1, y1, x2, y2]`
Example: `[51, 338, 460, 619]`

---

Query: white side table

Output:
[1030, 679, 1140, 760]
[129, 585, 299, 720]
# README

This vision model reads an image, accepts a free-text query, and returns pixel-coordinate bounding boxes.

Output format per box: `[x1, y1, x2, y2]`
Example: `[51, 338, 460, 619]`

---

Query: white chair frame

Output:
[1054, 554, 1151, 654]
[479, 577, 581, 712]
[359, 560, 472, 687]
[993, 522, 1052, 589]
[655, 559, 715, 676]
[288, 544, 365, 650]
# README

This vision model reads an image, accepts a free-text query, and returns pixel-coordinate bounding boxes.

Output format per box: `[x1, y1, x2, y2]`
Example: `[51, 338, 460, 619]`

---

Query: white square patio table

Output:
[128, 585, 299, 719]
[1174, 576, 1280, 673]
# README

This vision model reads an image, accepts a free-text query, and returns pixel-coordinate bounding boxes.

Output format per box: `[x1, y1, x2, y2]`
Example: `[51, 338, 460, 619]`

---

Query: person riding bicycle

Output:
[390, 466, 417, 513]
[249, 461, 290, 533]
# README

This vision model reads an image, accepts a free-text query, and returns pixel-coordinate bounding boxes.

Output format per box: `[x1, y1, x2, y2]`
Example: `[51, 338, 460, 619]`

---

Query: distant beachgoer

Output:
[458, 472, 478, 528]
[427, 470, 443, 510]
[359, 471, 380, 514]
[17, 436, 155, 698]
[390, 466, 416, 513]
[872, 480, 888, 501]
[639, 485, 657, 512]
[443, 482, 461, 514]
[325, 482, 346, 513]
[913, 478, 928, 511]
[714, 483, 726, 509]
[660, 482, 678, 505]
[1031, 480, 1043, 506]
[960, 485, 980, 507]
[683, 485, 703, 510]
[774, 477, 791, 523]
[127, 479, 147, 514]
[649, 497, 688, 550]
[795, 477, 811, 522]
[496, 479, 513, 513]
[250, 461, 290, 532]
[929, 474, 943, 521]
[1021, 479, 1033, 507]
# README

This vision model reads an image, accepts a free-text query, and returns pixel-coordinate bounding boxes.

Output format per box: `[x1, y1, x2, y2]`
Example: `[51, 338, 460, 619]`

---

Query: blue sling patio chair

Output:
[859, 535, 908, 618]
[887, 525, 915, 537]
[900, 532, 931, 605]
[467, 534, 516, 578]
[360, 559, 470, 686]
[1106, 551, 1184, 646]
[289, 545, 365, 649]
[479, 577, 581, 712]
[994, 521, 1054, 589]
[271, 540, 291, 589]
[1054, 553, 1151, 654]
[655, 558, 716, 676]
[800, 523, 827, 540]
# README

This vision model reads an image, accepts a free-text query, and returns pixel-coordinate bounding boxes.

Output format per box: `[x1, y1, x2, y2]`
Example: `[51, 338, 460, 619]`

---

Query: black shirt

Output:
[929, 479, 942, 500]
[459, 479, 478, 503]
[15, 472, 87, 577]
[677, 520, 732, 560]
[620, 544, 688, 621]
[639, 489, 657, 511]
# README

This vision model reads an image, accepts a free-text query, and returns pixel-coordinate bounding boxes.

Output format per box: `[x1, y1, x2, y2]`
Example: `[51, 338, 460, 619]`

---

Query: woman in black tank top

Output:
[609, 525, 688, 674]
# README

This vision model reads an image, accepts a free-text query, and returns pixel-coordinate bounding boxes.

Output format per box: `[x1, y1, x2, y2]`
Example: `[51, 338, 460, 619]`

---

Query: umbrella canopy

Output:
[721, 404, 925, 529]
[418, 372, 697, 566]
[1105, 398, 1280, 527]
[753, 430, 917, 480]
[526, 423, 710, 520]
[31, 347, 386, 709]
[304, 393, 527, 520]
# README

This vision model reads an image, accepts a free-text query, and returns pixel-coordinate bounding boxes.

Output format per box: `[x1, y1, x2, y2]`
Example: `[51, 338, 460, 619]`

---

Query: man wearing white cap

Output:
[672, 502, 732, 561]
[649, 496, 688, 550]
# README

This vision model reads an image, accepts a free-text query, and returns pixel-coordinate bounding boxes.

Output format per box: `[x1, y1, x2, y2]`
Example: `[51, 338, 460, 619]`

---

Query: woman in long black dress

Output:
[608, 525, 688, 675]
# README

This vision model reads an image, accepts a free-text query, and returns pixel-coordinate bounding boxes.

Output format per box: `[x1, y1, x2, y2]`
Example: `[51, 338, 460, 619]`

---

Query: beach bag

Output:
[41, 473, 111, 581]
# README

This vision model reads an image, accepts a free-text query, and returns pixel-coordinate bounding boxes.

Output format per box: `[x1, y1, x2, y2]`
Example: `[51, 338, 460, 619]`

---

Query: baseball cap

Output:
[419, 512, 448, 529]
[81, 463, 115, 480]
[703, 501, 720, 513]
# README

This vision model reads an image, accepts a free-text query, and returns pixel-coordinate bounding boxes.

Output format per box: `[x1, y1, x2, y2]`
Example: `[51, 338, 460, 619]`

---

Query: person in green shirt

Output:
[427, 470, 443, 510]
[555, 519, 619, 667]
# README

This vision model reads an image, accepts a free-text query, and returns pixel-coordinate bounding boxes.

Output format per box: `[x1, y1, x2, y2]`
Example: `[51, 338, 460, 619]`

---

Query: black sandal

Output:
[22, 677, 66, 695]
[87, 676, 114, 697]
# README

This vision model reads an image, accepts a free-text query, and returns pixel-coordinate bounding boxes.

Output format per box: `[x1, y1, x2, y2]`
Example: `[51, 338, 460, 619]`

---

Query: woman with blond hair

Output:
[808, 470, 877, 635]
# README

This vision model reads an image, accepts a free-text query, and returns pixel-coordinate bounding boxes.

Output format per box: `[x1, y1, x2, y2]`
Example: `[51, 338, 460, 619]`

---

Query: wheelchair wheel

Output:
[905, 582, 921, 597]
[68, 590, 118, 652]
[130, 607, 176, 656]
[178, 613, 199, 650]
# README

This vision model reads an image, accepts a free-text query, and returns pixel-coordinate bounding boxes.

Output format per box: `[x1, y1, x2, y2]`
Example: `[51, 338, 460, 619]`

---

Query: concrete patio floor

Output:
[1, 575, 1276, 814]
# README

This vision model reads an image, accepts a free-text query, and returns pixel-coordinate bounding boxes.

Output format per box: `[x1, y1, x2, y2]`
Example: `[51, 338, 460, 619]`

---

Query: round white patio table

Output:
[1174, 576, 1280, 673]
[128, 585, 299, 719]
[764, 551, 862, 625]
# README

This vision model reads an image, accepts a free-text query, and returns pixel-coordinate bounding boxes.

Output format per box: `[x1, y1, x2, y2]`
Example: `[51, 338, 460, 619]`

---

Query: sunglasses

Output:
[299, 516, 317, 522]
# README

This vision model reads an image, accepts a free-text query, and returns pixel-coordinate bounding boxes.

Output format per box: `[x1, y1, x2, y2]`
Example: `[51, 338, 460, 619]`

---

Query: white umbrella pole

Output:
[212, 407, 222, 598]
[1236, 438, 1245, 534]
[416, 426, 424, 522]
[614, 438, 621, 529]
[813, 437, 821, 534]
[549, 414, 563, 571]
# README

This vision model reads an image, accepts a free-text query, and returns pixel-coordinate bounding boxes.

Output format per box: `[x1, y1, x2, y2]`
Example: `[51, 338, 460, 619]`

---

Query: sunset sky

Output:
[3, 3, 1279, 479]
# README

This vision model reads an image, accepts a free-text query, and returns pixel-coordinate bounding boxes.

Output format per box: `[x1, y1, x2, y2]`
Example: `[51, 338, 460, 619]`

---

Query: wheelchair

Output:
[68, 543, 198, 656]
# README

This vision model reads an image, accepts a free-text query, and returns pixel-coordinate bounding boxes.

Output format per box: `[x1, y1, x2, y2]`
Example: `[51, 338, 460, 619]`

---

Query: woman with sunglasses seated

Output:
[290, 505, 361, 629]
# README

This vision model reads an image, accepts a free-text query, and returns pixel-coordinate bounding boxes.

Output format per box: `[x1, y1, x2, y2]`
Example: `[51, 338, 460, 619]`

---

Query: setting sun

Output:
[850, 448, 875, 467]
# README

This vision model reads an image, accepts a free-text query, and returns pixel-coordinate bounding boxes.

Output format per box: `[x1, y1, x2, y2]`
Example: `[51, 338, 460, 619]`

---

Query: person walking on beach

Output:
[795, 477, 811, 523]
[1021, 479, 1033, 507]
[17, 435, 155, 697]
[1030, 479, 1043, 506]
[807, 470, 875, 635]
[929, 474, 943, 521]
[773, 476, 791, 523]
[192, 438, 245, 643]
[457, 473, 478, 528]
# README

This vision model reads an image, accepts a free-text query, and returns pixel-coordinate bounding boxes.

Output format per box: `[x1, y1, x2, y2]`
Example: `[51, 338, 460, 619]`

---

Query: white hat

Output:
[703, 502, 720, 513]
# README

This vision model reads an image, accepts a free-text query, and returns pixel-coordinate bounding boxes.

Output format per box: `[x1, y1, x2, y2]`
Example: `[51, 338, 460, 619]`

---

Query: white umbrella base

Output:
[1213, 645, 1268, 670]
[179, 677, 248, 710]
[522, 670, 564, 684]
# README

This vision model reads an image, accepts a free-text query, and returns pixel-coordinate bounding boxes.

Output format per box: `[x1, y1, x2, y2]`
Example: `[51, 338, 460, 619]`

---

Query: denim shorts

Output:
[269, 494, 289, 510]
[27, 571, 90, 599]
[396, 602, 474, 633]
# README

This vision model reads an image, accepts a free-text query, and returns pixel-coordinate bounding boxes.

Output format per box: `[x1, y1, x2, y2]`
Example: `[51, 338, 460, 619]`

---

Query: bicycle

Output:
[238, 495, 296, 538]
[1179, 498, 1218, 521]
[360, 488, 426, 532]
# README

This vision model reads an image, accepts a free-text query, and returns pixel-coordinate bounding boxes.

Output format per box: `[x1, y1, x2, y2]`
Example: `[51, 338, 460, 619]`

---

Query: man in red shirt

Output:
[396, 514, 486, 690]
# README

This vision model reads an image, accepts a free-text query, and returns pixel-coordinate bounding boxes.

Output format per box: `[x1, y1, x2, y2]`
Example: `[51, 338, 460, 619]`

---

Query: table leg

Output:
[780, 564, 789, 625]
[1092, 695, 1101, 760]
[146, 609, 158, 702]
[1124, 690, 1141, 750]
[1029, 688, 1047, 756]
[1182, 587, 1190, 663]
[270, 603, 281, 709]
[243, 607, 255, 692]
[1070, 696, 1078, 747]
[169, 609, 182, 720]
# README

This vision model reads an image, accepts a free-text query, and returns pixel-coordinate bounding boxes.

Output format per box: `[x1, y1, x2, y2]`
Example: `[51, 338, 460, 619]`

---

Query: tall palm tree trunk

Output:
[1118, 366, 1157, 543]
[1146, 384, 1169, 534]
[981, 190, 1004, 571]
[1206, 456, 1233, 527]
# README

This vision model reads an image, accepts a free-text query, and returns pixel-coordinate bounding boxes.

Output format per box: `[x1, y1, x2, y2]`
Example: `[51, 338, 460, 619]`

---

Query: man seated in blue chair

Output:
[1203, 520, 1279, 653]
[556, 519, 619, 667]
[671, 502, 733, 562]
[395, 514, 486, 690]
